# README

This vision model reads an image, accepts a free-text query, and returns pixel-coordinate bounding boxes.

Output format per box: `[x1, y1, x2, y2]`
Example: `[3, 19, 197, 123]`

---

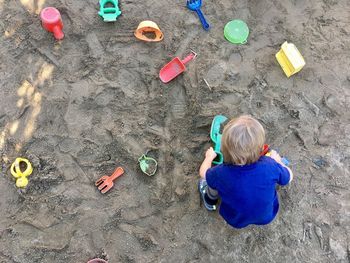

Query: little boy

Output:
[199, 115, 293, 228]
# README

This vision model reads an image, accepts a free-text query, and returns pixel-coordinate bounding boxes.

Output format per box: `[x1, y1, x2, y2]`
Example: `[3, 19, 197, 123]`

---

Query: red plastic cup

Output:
[40, 7, 64, 40]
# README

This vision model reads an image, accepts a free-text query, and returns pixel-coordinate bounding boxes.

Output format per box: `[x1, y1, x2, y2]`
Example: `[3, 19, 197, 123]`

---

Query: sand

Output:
[0, 0, 349, 262]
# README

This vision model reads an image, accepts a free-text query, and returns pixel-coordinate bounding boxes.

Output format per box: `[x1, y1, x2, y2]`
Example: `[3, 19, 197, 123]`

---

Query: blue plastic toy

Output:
[210, 115, 228, 165]
[98, 0, 121, 22]
[186, 0, 210, 31]
[282, 157, 290, 166]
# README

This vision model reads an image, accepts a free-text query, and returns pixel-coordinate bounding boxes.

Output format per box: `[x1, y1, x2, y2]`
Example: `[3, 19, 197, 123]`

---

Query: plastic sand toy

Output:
[134, 21, 164, 42]
[186, 0, 210, 31]
[10, 158, 33, 188]
[224, 20, 249, 44]
[210, 115, 228, 165]
[263, 144, 290, 166]
[98, 0, 121, 22]
[276, 41, 305, 77]
[95, 167, 124, 194]
[40, 7, 64, 40]
[159, 51, 197, 83]
[138, 154, 157, 176]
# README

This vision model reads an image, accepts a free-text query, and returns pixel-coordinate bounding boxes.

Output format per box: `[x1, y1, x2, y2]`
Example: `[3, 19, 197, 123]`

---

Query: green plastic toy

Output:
[98, 0, 121, 22]
[224, 20, 249, 44]
[138, 154, 157, 176]
[210, 115, 228, 165]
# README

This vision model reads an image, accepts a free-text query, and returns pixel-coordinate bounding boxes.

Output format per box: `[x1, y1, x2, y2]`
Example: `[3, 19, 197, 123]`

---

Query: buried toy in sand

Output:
[10, 157, 33, 188]
[138, 154, 158, 176]
[87, 259, 108, 263]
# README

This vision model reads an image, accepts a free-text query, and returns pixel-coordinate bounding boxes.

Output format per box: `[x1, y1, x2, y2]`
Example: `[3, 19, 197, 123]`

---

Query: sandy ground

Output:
[0, 0, 350, 262]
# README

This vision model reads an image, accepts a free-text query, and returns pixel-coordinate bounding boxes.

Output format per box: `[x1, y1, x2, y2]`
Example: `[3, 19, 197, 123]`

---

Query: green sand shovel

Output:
[210, 115, 228, 165]
[138, 154, 158, 176]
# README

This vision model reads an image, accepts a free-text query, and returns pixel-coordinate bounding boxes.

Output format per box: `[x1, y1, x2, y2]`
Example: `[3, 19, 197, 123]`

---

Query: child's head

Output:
[222, 115, 265, 165]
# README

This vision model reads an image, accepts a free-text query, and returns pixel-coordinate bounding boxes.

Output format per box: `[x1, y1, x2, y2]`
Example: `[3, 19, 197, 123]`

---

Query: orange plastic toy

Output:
[134, 21, 163, 42]
[95, 167, 124, 194]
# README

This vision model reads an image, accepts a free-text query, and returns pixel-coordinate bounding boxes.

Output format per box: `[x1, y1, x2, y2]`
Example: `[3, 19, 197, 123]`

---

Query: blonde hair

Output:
[221, 115, 265, 165]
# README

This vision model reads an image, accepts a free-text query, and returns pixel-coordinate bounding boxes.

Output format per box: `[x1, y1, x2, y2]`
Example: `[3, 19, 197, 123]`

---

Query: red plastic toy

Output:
[40, 7, 64, 40]
[95, 167, 124, 194]
[159, 51, 197, 83]
[261, 144, 269, 156]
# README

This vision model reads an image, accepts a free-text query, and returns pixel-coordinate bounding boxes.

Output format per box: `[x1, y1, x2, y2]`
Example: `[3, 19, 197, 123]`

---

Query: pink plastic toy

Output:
[40, 7, 64, 40]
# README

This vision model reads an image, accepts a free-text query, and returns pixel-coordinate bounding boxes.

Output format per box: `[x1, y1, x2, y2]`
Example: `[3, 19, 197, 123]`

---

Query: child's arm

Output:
[269, 150, 294, 183]
[199, 147, 217, 179]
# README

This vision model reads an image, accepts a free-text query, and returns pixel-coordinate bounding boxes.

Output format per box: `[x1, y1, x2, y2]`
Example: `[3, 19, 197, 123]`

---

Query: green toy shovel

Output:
[210, 115, 228, 165]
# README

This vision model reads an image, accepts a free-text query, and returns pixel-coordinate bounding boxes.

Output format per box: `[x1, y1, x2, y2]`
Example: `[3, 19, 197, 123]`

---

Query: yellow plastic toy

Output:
[276, 41, 305, 77]
[10, 158, 33, 188]
[15, 176, 29, 188]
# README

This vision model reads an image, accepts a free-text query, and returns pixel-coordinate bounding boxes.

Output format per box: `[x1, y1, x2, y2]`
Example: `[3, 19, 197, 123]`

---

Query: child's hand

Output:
[269, 150, 282, 163]
[205, 147, 217, 161]
[199, 147, 217, 178]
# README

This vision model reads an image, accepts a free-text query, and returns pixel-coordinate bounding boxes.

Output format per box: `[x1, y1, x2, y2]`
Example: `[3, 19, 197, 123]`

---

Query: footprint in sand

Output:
[169, 85, 188, 119]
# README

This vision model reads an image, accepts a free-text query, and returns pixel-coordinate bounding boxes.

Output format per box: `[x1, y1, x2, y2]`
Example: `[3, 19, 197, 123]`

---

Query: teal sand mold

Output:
[98, 0, 121, 22]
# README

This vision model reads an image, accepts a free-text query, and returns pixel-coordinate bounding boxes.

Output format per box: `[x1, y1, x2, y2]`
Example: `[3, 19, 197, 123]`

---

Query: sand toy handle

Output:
[110, 167, 124, 181]
[213, 134, 222, 154]
[212, 134, 224, 165]
[181, 52, 196, 65]
[195, 9, 209, 30]
[53, 26, 64, 40]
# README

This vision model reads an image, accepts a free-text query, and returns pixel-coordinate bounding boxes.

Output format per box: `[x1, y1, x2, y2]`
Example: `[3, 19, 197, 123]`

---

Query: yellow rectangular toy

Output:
[276, 41, 305, 77]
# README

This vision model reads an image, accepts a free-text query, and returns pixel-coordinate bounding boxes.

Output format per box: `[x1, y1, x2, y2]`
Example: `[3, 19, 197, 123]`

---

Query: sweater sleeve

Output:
[275, 162, 291, 186]
[206, 167, 218, 189]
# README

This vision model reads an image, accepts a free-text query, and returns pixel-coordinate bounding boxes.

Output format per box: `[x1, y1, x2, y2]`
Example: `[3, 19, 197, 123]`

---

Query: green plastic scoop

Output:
[138, 154, 157, 176]
[210, 115, 228, 165]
